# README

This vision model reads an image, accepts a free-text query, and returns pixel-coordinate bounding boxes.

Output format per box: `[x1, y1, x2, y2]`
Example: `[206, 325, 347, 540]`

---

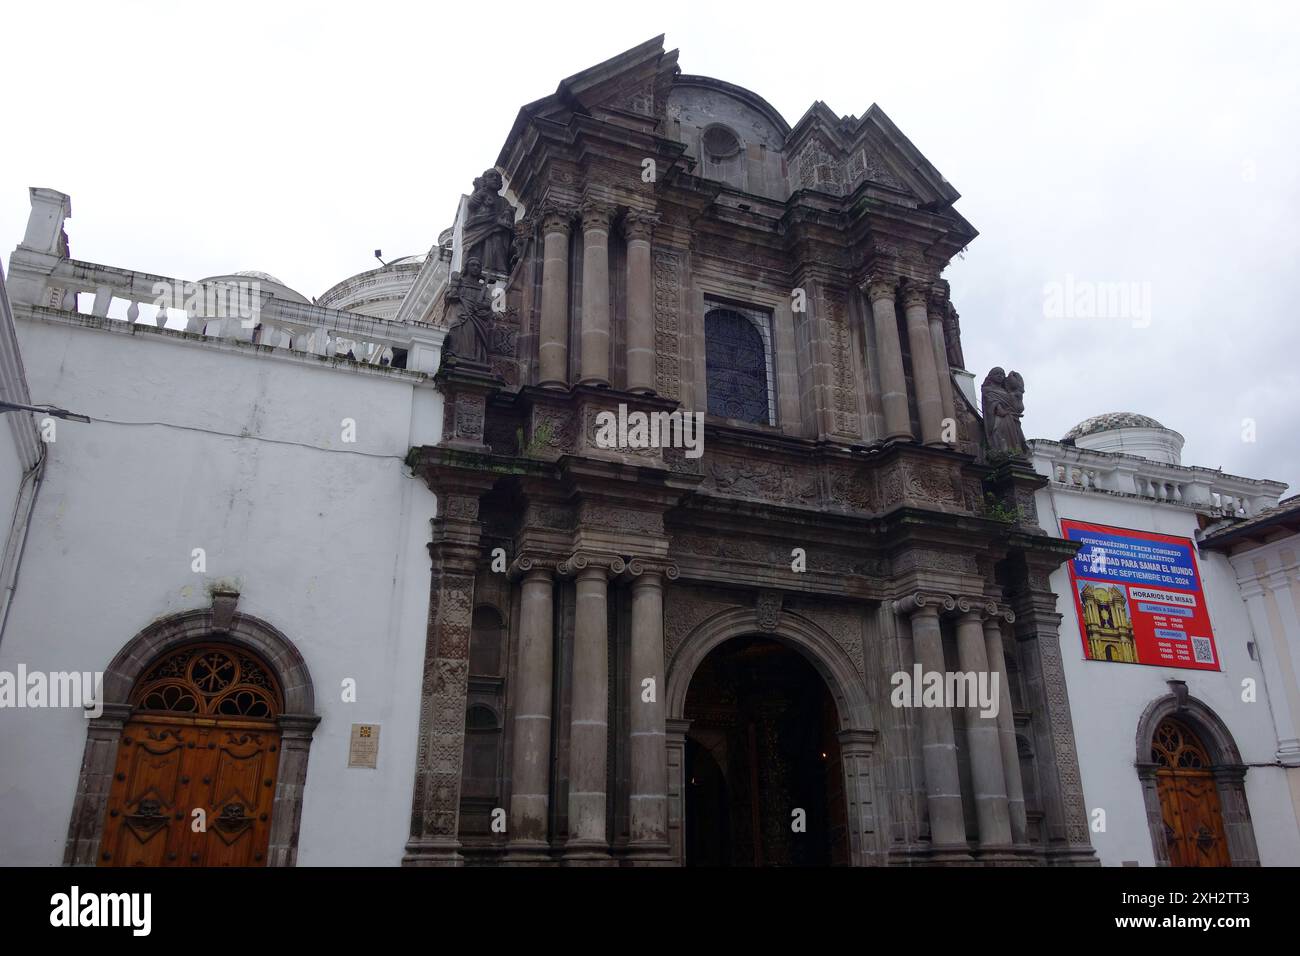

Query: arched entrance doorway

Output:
[1136, 691, 1259, 867]
[99, 643, 283, 866]
[1150, 717, 1230, 867]
[683, 636, 849, 866]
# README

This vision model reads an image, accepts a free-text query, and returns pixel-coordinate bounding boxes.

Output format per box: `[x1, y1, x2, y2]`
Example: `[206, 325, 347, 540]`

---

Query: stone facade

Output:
[406, 37, 1097, 866]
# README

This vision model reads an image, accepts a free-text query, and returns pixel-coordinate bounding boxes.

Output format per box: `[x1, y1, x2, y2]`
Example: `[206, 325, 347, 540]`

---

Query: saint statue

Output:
[981, 366, 1028, 457]
[443, 257, 493, 367]
[461, 169, 516, 276]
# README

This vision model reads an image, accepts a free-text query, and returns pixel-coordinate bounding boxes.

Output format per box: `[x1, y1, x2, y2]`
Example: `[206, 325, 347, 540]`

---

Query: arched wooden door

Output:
[99, 644, 282, 867]
[1152, 717, 1231, 867]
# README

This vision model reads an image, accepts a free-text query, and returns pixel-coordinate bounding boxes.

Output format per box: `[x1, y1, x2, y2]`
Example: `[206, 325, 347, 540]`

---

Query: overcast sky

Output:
[2, 1, 1296, 491]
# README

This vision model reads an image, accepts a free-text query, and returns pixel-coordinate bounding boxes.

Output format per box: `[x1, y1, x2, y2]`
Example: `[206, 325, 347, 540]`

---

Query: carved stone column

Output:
[902, 282, 944, 446]
[954, 598, 1013, 856]
[538, 206, 573, 389]
[560, 552, 623, 861]
[928, 284, 957, 431]
[984, 607, 1028, 846]
[865, 278, 912, 441]
[505, 558, 555, 863]
[403, 480, 490, 867]
[625, 559, 675, 862]
[895, 592, 970, 861]
[1010, 555, 1099, 864]
[579, 202, 614, 387]
[624, 212, 658, 395]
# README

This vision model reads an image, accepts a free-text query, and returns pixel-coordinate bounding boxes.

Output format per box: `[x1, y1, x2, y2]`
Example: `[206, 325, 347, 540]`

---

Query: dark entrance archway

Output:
[683, 636, 848, 866]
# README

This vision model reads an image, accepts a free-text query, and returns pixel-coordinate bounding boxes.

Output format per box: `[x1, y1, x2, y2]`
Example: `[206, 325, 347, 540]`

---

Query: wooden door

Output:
[99, 644, 283, 867]
[1152, 718, 1231, 867]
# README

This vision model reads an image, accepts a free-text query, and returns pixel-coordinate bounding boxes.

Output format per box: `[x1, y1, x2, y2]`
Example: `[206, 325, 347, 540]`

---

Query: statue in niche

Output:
[981, 367, 1028, 457]
[943, 302, 966, 369]
[443, 256, 493, 368]
[461, 168, 516, 276]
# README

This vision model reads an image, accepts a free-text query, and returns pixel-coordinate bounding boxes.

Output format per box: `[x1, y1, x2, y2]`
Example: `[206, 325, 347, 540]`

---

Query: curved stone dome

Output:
[199, 270, 310, 305]
[1063, 412, 1166, 442]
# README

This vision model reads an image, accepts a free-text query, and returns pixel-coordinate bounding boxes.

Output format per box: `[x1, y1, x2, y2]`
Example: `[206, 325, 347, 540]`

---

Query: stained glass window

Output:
[705, 306, 774, 425]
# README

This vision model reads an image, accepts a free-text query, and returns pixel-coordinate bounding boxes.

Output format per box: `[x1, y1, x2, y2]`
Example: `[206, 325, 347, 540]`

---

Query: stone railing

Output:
[9, 253, 446, 375]
[1029, 439, 1285, 518]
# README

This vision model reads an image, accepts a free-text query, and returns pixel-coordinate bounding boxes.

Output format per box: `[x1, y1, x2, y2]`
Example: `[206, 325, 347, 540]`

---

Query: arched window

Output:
[705, 305, 774, 425]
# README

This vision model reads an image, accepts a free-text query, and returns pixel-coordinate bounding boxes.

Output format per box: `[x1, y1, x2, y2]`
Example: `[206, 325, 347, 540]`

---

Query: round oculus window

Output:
[702, 125, 742, 161]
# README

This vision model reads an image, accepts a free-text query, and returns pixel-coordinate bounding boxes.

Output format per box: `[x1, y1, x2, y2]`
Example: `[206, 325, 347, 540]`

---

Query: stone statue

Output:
[443, 257, 493, 367]
[461, 169, 516, 276]
[943, 303, 965, 369]
[981, 366, 1028, 456]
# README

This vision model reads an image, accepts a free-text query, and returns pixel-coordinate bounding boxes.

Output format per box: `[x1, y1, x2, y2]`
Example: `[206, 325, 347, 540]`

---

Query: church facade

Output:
[25, 36, 1300, 868]
[400, 36, 1097, 866]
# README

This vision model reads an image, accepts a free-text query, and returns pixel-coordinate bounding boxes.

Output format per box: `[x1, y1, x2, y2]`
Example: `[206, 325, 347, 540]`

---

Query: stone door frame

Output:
[63, 597, 319, 866]
[665, 607, 879, 866]
[1135, 692, 1259, 866]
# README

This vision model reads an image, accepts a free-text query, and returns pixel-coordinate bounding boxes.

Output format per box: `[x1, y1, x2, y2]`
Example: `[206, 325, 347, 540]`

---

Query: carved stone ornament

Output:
[756, 591, 783, 630]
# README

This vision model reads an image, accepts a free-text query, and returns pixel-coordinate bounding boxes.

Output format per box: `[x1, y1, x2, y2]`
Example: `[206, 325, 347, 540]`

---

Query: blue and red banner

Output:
[1061, 519, 1220, 670]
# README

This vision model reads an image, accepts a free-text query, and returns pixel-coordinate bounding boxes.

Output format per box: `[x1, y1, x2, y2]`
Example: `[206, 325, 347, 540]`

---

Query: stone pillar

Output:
[983, 608, 1028, 846]
[626, 560, 674, 862]
[1011, 555, 1099, 864]
[561, 553, 623, 861]
[403, 479, 490, 866]
[63, 703, 132, 866]
[865, 279, 912, 441]
[505, 560, 555, 862]
[928, 285, 957, 434]
[837, 729, 881, 866]
[538, 207, 572, 389]
[665, 718, 690, 866]
[955, 599, 1013, 854]
[579, 202, 614, 387]
[902, 282, 944, 446]
[267, 713, 320, 867]
[895, 593, 969, 860]
[624, 212, 657, 395]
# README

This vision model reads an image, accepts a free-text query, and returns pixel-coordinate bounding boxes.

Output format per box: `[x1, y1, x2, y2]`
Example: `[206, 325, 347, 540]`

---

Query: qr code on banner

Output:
[1191, 637, 1215, 664]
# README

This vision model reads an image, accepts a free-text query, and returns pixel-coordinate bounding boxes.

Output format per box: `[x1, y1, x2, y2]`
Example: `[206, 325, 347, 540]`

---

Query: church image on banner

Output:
[1, 36, 1297, 869]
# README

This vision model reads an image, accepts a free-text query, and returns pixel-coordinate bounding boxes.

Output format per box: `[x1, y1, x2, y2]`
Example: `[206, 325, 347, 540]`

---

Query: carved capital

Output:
[863, 276, 898, 304]
[622, 557, 679, 582]
[927, 280, 950, 315]
[893, 591, 955, 617]
[622, 210, 659, 242]
[557, 551, 625, 578]
[541, 204, 576, 234]
[579, 201, 616, 230]
[507, 554, 557, 581]
[901, 282, 931, 310]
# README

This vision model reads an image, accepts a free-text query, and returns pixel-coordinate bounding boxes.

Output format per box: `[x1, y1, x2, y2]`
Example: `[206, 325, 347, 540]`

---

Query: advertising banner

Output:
[1061, 519, 1220, 670]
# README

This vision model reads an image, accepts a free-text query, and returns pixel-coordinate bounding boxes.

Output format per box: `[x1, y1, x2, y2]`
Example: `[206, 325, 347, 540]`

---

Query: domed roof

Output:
[231, 269, 289, 286]
[199, 270, 310, 305]
[1063, 412, 1166, 441]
